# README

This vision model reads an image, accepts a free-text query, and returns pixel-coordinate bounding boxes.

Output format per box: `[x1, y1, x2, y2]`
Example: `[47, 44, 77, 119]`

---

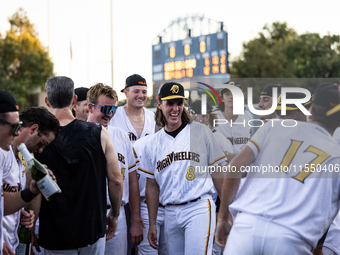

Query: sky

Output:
[1, 0, 340, 97]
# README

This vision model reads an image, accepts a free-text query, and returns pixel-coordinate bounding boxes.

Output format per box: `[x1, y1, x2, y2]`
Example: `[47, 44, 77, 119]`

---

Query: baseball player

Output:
[215, 81, 252, 153]
[109, 74, 155, 142]
[189, 100, 232, 255]
[86, 83, 143, 254]
[140, 82, 226, 255]
[134, 135, 168, 255]
[72, 87, 89, 121]
[215, 84, 340, 254]
[275, 92, 311, 121]
[320, 122, 340, 255]
[2, 107, 59, 253]
[109, 74, 155, 254]
[258, 84, 282, 121]
[189, 100, 235, 161]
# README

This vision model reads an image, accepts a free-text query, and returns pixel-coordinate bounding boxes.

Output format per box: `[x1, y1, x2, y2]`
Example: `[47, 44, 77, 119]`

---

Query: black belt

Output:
[166, 197, 201, 206]
[144, 200, 165, 208]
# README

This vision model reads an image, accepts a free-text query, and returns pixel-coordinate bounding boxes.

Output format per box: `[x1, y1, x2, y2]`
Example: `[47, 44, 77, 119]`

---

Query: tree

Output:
[231, 22, 340, 79]
[0, 8, 53, 109]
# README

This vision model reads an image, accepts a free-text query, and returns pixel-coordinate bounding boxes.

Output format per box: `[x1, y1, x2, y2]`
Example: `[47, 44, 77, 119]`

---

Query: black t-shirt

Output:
[35, 119, 108, 250]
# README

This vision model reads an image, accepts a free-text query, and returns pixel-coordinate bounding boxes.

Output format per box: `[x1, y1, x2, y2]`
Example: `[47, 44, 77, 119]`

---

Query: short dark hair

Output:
[46, 76, 74, 108]
[312, 103, 340, 131]
[20, 107, 60, 138]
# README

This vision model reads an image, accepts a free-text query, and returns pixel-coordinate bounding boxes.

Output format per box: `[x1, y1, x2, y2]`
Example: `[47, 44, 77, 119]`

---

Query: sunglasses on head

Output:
[0, 119, 23, 135]
[90, 103, 118, 115]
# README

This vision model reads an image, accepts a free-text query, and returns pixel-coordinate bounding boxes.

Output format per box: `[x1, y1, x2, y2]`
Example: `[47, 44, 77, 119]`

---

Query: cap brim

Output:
[210, 111, 218, 115]
[161, 95, 188, 100]
[276, 106, 299, 111]
[326, 104, 340, 116]
[120, 88, 125, 93]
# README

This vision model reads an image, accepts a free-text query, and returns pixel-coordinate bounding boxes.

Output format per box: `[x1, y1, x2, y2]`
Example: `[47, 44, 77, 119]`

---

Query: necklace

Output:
[125, 106, 144, 123]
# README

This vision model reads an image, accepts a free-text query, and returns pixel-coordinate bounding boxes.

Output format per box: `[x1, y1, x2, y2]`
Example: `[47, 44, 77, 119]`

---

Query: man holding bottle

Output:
[34, 76, 123, 255]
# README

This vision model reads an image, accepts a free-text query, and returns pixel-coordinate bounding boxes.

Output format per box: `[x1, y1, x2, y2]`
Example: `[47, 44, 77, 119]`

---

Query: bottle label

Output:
[37, 175, 61, 199]
[15, 243, 31, 255]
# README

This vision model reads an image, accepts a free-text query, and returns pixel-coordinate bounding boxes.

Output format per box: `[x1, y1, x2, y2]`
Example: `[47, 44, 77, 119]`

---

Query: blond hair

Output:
[87, 83, 118, 104]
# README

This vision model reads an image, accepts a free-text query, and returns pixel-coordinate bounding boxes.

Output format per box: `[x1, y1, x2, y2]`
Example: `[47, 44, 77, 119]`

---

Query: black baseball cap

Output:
[121, 74, 147, 92]
[276, 92, 311, 111]
[0, 90, 19, 113]
[261, 84, 282, 97]
[158, 82, 188, 101]
[189, 100, 217, 115]
[311, 84, 340, 116]
[220, 81, 242, 95]
[74, 87, 89, 102]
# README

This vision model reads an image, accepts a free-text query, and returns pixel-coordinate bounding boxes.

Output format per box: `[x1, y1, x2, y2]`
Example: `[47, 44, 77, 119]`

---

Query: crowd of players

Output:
[0, 74, 340, 255]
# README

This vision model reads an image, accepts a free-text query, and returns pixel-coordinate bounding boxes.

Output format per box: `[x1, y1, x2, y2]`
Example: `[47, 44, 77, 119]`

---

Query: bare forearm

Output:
[129, 171, 142, 219]
[108, 177, 123, 217]
[146, 178, 160, 226]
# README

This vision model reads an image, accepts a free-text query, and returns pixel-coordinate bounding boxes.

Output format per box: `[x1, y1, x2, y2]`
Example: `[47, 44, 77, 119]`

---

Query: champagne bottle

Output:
[15, 207, 31, 255]
[18, 143, 61, 201]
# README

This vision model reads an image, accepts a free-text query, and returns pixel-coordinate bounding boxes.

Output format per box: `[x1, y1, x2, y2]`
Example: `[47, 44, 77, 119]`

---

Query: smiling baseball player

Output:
[215, 84, 340, 254]
[140, 82, 226, 255]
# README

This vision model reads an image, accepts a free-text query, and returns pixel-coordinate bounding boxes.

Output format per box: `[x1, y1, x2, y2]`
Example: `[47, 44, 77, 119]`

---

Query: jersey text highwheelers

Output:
[139, 122, 226, 206]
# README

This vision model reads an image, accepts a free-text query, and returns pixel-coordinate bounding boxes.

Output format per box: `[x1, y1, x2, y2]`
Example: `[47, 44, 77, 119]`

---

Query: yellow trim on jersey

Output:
[138, 167, 154, 176]
[208, 155, 226, 166]
[223, 162, 229, 167]
[250, 139, 260, 152]
[204, 199, 211, 255]
[135, 159, 140, 164]
[128, 163, 136, 170]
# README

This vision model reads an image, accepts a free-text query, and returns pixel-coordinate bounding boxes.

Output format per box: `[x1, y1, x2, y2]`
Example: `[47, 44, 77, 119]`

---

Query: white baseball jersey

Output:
[215, 110, 252, 153]
[134, 135, 168, 255]
[107, 126, 137, 206]
[109, 106, 155, 144]
[139, 121, 226, 206]
[212, 129, 235, 154]
[322, 129, 340, 254]
[133, 135, 152, 201]
[0, 149, 5, 253]
[1, 146, 24, 250]
[230, 121, 340, 248]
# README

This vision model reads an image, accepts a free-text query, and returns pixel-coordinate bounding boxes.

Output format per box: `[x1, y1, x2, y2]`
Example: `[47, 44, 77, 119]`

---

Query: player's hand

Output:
[106, 213, 118, 240]
[147, 224, 158, 250]
[130, 215, 144, 247]
[31, 232, 40, 254]
[19, 208, 35, 229]
[3, 242, 15, 255]
[215, 217, 232, 249]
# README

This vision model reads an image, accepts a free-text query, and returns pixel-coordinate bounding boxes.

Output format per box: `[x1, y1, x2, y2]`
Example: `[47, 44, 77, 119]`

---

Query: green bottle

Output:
[15, 207, 31, 255]
[18, 143, 61, 201]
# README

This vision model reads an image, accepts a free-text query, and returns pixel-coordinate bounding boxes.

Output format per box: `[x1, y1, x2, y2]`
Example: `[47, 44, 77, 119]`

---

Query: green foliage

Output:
[231, 22, 340, 80]
[0, 8, 53, 109]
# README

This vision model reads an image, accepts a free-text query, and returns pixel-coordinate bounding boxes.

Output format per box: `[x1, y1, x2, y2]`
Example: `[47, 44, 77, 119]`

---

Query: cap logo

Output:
[15, 105, 19, 110]
[261, 91, 267, 95]
[330, 102, 337, 108]
[138, 81, 146, 85]
[170, 85, 179, 94]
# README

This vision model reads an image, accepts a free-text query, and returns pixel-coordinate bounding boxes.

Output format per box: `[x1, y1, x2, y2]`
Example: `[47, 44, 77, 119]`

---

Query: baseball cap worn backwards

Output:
[158, 82, 188, 101]
[121, 74, 147, 92]
[220, 80, 242, 95]
[0, 90, 19, 113]
[74, 87, 89, 102]
[276, 92, 311, 111]
[261, 84, 282, 97]
[311, 84, 340, 116]
[190, 100, 217, 115]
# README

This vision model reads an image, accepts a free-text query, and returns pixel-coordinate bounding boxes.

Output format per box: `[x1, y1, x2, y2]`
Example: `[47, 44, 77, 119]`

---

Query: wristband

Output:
[21, 187, 38, 203]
